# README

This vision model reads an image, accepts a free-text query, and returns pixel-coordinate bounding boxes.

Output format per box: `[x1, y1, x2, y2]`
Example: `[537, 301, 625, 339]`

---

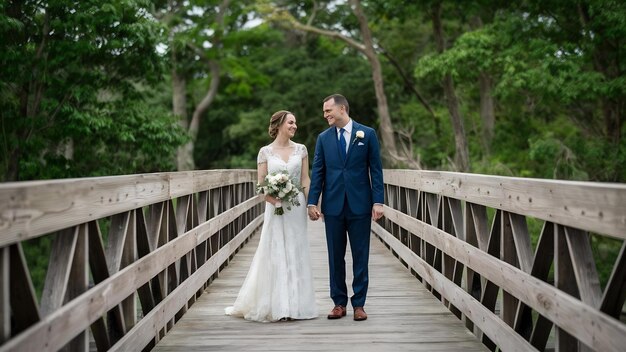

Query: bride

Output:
[225, 110, 318, 322]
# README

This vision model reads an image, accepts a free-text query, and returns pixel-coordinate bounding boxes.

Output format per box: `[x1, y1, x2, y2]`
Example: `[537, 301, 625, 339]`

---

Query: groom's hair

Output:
[323, 94, 349, 115]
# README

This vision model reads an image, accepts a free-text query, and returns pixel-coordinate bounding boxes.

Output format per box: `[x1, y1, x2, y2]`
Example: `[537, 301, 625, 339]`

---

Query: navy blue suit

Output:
[308, 120, 384, 307]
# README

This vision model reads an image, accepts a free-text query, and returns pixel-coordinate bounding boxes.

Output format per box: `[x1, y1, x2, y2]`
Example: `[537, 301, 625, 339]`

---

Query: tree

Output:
[260, 0, 410, 165]
[485, 0, 625, 181]
[154, 0, 234, 171]
[0, 0, 187, 181]
[193, 20, 377, 171]
[517, 0, 624, 146]
[430, 1, 470, 171]
[469, 16, 496, 152]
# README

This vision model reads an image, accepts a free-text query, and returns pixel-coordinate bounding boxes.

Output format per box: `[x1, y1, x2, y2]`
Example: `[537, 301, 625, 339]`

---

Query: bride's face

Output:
[278, 114, 297, 138]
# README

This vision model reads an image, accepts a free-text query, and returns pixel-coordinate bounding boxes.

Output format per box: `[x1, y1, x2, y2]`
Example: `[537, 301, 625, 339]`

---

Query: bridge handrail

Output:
[375, 169, 626, 352]
[383, 170, 626, 240]
[0, 170, 258, 246]
[0, 170, 263, 351]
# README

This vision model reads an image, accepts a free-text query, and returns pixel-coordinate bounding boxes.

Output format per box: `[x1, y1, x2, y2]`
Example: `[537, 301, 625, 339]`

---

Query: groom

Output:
[307, 94, 384, 321]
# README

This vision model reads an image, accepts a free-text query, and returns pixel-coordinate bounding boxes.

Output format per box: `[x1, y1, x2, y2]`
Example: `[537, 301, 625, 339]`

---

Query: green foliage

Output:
[415, 29, 498, 82]
[22, 236, 52, 300]
[408, 0, 625, 182]
[591, 235, 624, 289]
[0, 0, 186, 181]
[194, 23, 375, 171]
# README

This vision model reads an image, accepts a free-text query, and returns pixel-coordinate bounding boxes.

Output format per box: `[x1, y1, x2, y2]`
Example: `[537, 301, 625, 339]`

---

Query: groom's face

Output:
[323, 99, 346, 127]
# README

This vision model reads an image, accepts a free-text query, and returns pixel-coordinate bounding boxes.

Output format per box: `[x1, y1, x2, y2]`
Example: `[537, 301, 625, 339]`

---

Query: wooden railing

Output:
[3, 169, 625, 352]
[374, 170, 626, 352]
[0, 170, 263, 351]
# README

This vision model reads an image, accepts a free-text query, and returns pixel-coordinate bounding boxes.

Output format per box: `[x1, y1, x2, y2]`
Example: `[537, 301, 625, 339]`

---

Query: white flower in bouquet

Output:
[257, 170, 303, 215]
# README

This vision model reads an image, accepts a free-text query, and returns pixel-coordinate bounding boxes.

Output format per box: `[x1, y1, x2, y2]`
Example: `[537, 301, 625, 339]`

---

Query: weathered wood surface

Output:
[384, 170, 626, 240]
[0, 170, 256, 246]
[0, 170, 261, 352]
[381, 170, 626, 352]
[0, 197, 262, 352]
[378, 207, 626, 352]
[152, 219, 487, 352]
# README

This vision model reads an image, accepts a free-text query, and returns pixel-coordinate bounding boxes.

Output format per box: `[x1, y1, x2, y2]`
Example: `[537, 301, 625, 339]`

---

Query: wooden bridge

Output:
[1, 169, 625, 351]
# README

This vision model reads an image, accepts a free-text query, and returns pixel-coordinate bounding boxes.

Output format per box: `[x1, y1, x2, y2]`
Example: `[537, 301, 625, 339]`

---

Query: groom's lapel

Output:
[346, 121, 360, 160]
[327, 128, 343, 162]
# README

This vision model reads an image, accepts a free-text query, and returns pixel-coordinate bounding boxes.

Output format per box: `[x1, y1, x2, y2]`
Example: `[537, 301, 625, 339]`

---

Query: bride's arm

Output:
[301, 155, 311, 201]
[258, 160, 268, 185]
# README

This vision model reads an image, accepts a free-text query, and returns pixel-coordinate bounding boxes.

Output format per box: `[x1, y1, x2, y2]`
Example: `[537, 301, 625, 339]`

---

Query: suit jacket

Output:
[308, 120, 384, 216]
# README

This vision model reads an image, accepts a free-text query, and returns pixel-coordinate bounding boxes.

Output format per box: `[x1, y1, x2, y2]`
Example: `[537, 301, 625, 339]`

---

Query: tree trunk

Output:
[578, 4, 622, 146]
[602, 100, 621, 145]
[442, 75, 470, 171]
[596, 52, 621, 146]
[432, 2, 470, 172]
[172, 0, 229, 171]
[177, 60, 220, 171]
[349, 0, 398, 161]
[470, 16, 495, 154]
[4, 148, 20, 181]
[189, 61, 220, 142]
[4, 5, 49, 181]
[4, 86, 29, 181]
[379, 46, 437, 121]
[172, 63, 194, 171]
[177, 141, 195, 171]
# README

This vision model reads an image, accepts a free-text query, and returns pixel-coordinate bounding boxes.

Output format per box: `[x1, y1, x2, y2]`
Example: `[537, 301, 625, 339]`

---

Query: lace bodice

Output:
[257, 142, 308, 183]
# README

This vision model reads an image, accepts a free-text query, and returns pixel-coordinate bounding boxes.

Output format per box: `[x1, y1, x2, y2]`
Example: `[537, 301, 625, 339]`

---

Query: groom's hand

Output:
[372, 204, 384, 221]
[308, 205, 321, 221]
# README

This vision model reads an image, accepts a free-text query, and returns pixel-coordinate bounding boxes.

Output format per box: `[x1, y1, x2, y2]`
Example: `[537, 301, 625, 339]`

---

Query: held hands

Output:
[308, 204, 383, 221]
[308, 205, 321, 221]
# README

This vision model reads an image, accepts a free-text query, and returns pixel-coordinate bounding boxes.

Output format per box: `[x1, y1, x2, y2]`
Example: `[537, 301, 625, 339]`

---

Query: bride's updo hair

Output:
[268, 110, 292, 138]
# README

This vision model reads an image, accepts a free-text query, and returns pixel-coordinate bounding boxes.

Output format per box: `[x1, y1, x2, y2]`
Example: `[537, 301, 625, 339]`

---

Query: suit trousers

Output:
[324, 198, 372, 308]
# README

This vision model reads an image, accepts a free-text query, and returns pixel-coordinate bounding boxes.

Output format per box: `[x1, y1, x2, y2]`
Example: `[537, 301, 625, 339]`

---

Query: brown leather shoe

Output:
[353, 307, 367, 321]
[327, 305, 347, 319]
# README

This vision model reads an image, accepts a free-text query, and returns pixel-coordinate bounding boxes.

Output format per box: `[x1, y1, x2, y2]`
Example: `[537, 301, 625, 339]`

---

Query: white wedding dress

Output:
[225, 142, 318, 322]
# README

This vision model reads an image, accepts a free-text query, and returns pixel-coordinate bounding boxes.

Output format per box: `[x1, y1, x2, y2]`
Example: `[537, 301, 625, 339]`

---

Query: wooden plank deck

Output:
[152, 219, 487, 351]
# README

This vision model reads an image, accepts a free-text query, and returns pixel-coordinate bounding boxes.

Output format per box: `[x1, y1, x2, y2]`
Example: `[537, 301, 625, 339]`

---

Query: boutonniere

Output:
[352, 130, 365, 145]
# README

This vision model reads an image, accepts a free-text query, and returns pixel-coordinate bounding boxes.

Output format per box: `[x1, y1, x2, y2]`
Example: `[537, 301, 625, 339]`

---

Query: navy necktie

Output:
[339, 128, 347, 160]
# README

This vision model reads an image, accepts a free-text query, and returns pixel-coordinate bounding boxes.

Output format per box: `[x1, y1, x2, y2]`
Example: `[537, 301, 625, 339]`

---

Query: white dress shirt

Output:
[336, 119, 353, 154]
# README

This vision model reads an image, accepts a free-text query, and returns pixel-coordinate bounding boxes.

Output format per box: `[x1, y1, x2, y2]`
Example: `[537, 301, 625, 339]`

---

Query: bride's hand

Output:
[265, 195, 280, 206]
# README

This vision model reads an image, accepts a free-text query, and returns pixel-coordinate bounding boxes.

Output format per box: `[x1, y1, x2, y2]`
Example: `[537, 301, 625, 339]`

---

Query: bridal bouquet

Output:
[257, 170, 302, 215]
